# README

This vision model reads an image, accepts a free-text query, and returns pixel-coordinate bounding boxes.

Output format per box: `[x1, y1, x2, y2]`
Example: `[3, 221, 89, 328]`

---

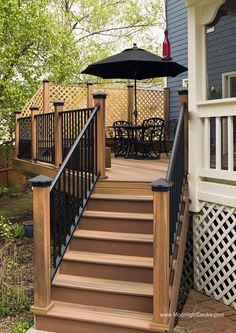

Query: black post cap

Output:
[127, 84, 134, 88]
[15, 110, 22, 114]
[92, 91, 107, 99]
[29, 175, 53, 188]
[151, 178, 173, 192]
[178, 88, 188, 95]
[87, 81, 93, 86]
[53, 100, 64, 106]
[43, 79, 50, 83]
[30, 105, 39, 111]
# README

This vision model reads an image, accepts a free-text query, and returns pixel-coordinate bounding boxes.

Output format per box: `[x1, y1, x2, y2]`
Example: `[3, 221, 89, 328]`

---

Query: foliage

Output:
[0, 240, 33, 319]
[11, 315, 34, 333]
[0, 0, 164, 143]
[0, 187, 9, 197]
[0, 216, 25, 239]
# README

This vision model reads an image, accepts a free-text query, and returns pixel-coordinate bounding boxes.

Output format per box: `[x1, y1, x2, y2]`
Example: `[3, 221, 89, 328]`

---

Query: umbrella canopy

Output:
[82, 44, 187, 123]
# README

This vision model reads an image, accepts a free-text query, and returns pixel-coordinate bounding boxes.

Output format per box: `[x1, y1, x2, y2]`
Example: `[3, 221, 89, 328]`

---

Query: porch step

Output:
[52, 273, 153, 312]
[80, 210, 153, 234]
[70, 230, 153, 257]
[87, 193, 153, 214]
[60, 251, 153, 283]
[95, 180, 153, 196]
[36, 301, 156, 333]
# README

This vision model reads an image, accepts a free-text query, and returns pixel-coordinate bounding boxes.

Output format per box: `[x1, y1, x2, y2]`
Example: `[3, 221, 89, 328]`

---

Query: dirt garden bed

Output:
[0, 188, 34, 333]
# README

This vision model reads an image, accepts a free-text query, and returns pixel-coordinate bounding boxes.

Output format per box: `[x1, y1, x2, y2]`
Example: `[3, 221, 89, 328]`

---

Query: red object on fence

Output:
[162, 29, 171, 59]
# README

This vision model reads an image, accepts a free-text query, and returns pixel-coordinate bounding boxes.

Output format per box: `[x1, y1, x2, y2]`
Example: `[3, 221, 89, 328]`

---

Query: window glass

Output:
[210, 117, 216, 169]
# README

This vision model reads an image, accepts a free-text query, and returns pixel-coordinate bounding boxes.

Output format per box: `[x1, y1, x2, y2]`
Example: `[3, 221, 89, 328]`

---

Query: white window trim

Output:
[222, 71, 236, 98]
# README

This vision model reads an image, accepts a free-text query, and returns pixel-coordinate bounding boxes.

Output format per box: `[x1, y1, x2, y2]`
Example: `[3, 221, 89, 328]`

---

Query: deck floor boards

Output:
[104, 154, 169, 182]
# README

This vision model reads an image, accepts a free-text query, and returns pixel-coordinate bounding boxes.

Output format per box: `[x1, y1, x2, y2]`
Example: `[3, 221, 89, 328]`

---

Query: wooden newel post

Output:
[164, 87, 170, 124]
[54, 100, 64, 168]
[93, 92, 107, 179]
[127, 84, 134, 124]
[15, 110, 22, 158]
[43, 80, 50, 113]
[150, 178, 172, 330]
[29, 175, 53, 313]
[178, 89, 188, 174]
[30, 105, 39, 161]
[87, 82, 94, 107]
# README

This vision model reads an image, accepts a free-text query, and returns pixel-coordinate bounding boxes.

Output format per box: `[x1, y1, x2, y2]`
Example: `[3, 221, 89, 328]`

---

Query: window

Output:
[222, 72, 236, 98]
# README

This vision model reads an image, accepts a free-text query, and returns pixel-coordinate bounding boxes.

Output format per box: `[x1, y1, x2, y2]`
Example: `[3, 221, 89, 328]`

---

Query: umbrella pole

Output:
[134, 79, 137, 125]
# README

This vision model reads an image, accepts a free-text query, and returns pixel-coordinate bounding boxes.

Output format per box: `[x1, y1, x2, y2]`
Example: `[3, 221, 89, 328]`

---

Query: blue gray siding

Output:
[207, 15, 236, 99]
[166, 0, 188, 120]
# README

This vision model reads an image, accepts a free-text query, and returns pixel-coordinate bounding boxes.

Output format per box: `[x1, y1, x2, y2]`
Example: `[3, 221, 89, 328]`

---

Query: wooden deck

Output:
[104, 154, 169, 182]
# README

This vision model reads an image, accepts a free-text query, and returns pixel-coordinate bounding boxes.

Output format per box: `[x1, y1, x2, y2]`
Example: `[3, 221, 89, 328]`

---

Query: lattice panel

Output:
[193, 202, 236, 309]
[103, 88, 128, 126]
[49, 85, 87, 111]
[22, 86, 43, 117]
[136, 89, 165, 124]
[21, 85, 87, 117]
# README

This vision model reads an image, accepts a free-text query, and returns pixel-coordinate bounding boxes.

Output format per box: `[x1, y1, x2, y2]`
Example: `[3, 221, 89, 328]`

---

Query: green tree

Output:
[0, 0, 164, 142]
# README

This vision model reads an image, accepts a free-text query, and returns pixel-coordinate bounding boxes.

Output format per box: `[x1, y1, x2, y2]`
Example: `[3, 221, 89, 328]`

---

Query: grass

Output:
[0, 190, 32, 222]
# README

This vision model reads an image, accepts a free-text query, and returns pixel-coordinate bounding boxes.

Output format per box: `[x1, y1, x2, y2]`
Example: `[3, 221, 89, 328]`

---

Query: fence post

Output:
[178, 89, 188, 174]
[43, 80, 50, 113]
[164, 87, 170, 124]
[29, 175, 53, 313]
[150, 178, 172, 330]
[93, 92, 107, 179]
[15, 110, 22, 158]
[30, 105, 39, 161]
[54, 100, 64, 168]
[87, 82, 94, 107]
[127, 84, 134, 123]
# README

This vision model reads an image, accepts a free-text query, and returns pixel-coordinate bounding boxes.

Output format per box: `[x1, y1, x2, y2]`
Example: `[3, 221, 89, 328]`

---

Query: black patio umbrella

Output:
[82, 43, 187, 124]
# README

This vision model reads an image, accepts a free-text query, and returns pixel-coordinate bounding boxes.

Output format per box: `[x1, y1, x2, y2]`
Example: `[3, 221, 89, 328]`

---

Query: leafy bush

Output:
[11, 315, 34, 333]
[0, 216, 25, 239]
[0, 187, 9, 197]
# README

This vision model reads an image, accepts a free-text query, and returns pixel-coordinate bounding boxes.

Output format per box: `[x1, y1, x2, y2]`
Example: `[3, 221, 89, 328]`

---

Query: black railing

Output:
[18, 117, 32, 159]
[61, 108, 94, 159]
[35, 113, 55, 164]
[50, 104, 99, 279]
[166, 102, 187, 257]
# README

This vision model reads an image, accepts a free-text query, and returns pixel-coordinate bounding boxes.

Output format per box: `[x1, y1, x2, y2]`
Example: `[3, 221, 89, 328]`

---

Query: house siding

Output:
[207, 15, 236, 99]
[166, 0, 188, 120]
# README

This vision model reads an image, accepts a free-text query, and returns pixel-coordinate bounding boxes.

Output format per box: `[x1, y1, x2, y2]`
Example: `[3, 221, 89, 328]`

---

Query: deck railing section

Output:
[166, 103, 186, 257]
[35, 112, 55, 164]
[151, 90, 188, 330]
[50, 104, 99, 279]
[61, 108, 93, 159]
[18, 116, 32, 159]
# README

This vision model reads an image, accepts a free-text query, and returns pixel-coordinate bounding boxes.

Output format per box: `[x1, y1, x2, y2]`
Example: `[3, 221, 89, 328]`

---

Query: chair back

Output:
[113, 120, 132, 139]
[142, 117, 164, 141]
[164, 119, 178, 140]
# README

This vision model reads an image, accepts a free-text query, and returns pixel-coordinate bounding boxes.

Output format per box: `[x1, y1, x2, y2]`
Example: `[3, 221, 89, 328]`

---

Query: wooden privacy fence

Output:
[21, 81, 169, 126]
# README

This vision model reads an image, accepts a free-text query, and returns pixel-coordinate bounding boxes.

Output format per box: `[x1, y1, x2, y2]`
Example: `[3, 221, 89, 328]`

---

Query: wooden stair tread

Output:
[90, 193, 153, 201]
[53, 273, 153, 296]
[47, 301, 152, 330]
[83, 210, 153, 221]
[63, 251, 153, 268]
[74, 230, 153, 243]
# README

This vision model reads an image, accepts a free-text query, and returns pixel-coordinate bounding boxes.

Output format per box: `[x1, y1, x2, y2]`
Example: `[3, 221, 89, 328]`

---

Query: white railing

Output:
[189, 98, 236, 212]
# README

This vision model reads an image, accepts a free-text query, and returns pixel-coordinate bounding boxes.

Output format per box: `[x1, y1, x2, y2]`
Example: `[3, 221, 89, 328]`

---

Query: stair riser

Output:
[70, 238, 153, 257]
[93, 188, 152, 196]
[51, 287, 153, 313]
[60, 261, 153, 283]
[87, 199, 153, 214]
[36, 316, 150, 333]
[79, 217, 153, 234]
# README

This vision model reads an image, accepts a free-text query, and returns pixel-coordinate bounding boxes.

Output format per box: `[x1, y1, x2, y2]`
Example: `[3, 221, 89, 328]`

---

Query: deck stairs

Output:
[34, 180, 172, 333]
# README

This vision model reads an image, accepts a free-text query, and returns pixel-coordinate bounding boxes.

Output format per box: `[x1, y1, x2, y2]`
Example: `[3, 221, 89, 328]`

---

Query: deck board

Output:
[105, 154, 169, 182]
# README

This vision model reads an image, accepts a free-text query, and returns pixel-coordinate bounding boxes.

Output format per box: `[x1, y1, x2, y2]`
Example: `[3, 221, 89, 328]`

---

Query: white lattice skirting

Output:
[193, 202, 236, 309]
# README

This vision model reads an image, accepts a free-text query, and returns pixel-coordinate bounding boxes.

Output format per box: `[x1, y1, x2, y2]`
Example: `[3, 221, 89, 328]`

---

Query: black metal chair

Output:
[163, 118, 178, 155]
[134, 117, 165, 159]
[112, 120, 132, 157]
